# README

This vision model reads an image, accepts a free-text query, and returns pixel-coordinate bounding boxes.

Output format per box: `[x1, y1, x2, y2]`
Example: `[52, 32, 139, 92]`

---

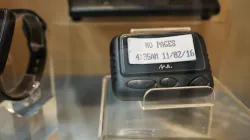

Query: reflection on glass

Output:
[1, 17, 29, 93]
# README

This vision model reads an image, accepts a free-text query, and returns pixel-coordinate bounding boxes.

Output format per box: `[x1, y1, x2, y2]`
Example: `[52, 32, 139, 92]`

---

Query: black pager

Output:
[110, 32, 214, 101]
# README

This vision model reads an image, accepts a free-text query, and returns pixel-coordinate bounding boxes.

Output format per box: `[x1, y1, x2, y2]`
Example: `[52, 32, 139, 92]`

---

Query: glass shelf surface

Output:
[99, 76, 250, 140]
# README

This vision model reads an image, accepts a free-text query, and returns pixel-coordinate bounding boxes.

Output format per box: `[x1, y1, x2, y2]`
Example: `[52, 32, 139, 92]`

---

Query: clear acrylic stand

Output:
[99, 75, 250, 139]
[2, 75, 52, 117]
[0, 57, 56, 140]
[140, 86, 215, 110]
[99, 75, 215, 140]
[1, 67, 53, 117]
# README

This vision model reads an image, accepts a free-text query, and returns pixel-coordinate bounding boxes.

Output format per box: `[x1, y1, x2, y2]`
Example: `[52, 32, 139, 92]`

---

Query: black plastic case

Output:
[69, 0, 220, 21]
[110, 32, 214, 101]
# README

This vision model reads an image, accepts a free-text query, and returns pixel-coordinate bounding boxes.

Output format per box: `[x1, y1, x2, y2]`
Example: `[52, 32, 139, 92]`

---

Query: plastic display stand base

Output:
[99, 75, 250, 140]
[99, 75, 215, 139]
[2, 76, 52, 117]
[0, 58, 56, 140]
[1, 73, 54, 117]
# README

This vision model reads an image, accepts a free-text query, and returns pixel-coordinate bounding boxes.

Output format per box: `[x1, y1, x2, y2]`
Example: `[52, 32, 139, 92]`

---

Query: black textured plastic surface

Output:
[160, 77, 178, 87]
[69, 0, 220, 20]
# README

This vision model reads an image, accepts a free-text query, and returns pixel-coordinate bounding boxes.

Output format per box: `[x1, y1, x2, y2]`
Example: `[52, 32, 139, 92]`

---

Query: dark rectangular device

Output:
[69, 0, 220, 21]
[110, 32, 214, 101]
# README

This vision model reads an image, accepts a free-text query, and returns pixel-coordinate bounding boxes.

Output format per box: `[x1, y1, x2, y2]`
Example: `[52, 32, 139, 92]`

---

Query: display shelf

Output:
[99, 75, 250, 140]
[0, 58, 57, 140]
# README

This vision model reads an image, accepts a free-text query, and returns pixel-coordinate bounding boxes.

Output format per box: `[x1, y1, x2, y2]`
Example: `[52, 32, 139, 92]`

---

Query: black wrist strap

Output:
[1, 9, 47, 101]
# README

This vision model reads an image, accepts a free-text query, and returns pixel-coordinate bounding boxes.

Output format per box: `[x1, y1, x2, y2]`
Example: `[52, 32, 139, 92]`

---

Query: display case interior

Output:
[0, 58, 57, 140]
[99, 76, 250, 140]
